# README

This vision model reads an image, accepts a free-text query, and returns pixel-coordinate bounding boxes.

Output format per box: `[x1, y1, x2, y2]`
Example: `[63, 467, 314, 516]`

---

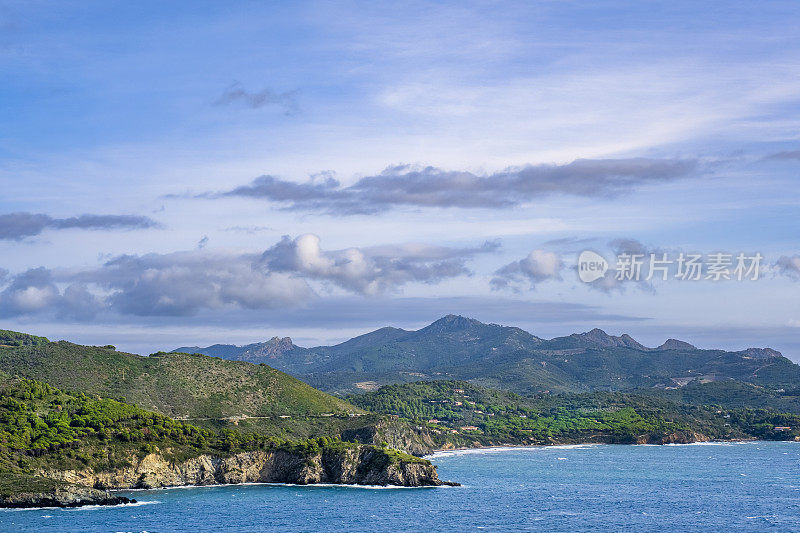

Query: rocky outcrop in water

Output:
[0, 484, 134, 508]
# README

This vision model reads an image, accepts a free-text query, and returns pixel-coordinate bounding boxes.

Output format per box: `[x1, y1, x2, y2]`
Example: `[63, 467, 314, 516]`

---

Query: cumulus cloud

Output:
[0, 235, 490, 318]
[0, 267, 58, 314]
[260, 234, 495, 295]
[0, 251, 312, 318]
[491, 250, 563, 290]
[94, 251, 313, 316]
[211, 158, 698, 215]
[0, 267, 101, 319]
[776, 255, 800, 280]
[0, 212, 158, 240]
[214, 82, 299, 115]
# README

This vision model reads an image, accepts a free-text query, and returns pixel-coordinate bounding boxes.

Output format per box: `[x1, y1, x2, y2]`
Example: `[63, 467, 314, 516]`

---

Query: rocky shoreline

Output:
[1, 445, 456, 508]
[0, 485, 135, 509]
[40, 447, 455, 489]
[1, 435, 773, 508]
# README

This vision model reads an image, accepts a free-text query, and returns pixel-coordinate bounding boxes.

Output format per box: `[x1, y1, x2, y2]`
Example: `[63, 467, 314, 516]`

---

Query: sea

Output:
[3, 440, 800, 532]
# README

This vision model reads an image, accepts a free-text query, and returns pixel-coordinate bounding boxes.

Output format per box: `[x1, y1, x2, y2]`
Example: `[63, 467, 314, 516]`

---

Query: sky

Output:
[1, 1, 799, 358]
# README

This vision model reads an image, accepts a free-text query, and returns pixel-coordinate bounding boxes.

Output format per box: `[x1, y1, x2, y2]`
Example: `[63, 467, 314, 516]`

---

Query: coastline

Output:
[0, 480, 455, 511]
[115, 480, 451, 493]
[422, 437, 775, 458]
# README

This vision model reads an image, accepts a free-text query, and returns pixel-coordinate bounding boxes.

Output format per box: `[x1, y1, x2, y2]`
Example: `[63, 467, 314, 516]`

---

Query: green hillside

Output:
[0, 376, 425, 500]
[644, 379, 800, 412]
[0, 341, 360, 421]
[0, 330, 49, 347]
[348, 380, 800, 446]
[0, 336, 442, 454]
[0, 375, 263, 473]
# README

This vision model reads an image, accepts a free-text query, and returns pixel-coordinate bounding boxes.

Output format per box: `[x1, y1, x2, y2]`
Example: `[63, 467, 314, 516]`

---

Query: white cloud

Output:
[0, 235, 494, 318]
[260, 233, 496, 296]
[491, 249, 564, 290]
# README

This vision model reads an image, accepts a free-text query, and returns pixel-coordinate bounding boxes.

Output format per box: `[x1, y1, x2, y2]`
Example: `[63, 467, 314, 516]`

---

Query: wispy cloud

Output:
[208, 158, 698, 215]
[0, 212, 159, 241]
[214, 81, 299, 115]
[764, 149, 800, 161]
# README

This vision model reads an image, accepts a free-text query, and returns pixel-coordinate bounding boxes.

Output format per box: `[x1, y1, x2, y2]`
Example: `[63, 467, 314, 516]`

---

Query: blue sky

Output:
[1, 1, 799, 357]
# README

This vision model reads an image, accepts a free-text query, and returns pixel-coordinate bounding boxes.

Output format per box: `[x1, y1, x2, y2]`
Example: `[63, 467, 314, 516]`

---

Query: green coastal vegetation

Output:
[0, 374, 425, 498]
[348, 380, 800, 446]
[0, 336, 435, 456]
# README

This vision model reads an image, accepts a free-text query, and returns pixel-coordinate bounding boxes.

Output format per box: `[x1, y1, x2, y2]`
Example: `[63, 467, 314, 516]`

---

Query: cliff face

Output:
[342, 416, 439, 456]
[39, 446, 454, 490]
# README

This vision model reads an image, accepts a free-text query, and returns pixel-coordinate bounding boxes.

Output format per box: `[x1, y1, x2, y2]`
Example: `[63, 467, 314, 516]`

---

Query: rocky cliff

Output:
[342, 416, 438, 456]
[39, 445, 456, 491]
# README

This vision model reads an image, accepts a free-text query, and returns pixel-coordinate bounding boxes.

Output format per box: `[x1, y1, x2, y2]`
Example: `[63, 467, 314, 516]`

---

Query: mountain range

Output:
[174, 315, 799, 395]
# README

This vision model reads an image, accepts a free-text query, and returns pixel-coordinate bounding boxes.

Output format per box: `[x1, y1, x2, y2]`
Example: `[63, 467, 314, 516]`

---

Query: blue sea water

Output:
[3, 441, 800, 532]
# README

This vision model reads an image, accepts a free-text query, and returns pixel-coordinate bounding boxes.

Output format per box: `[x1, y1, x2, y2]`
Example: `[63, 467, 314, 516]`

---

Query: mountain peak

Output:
[573, 329, 645, 349]
[242, 336, 297, 358]
[740, 347, 783, 359]
[658, 338, 697, 350]
[266, 336, 293, 346]
[575, 328, 612, 344]
[423, 315, 486, 333]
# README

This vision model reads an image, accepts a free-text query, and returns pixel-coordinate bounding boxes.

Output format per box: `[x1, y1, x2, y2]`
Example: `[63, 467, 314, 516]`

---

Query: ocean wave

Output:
[66, 500, 161, 511]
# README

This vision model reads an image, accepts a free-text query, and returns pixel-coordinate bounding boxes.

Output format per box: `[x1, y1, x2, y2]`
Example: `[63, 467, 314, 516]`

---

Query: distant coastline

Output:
[424, 438, 795, 460]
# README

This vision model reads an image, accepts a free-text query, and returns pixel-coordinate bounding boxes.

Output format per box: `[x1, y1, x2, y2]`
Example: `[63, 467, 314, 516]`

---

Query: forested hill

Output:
[0, 340, 358, 420]
[175, 315, 800, 395]
[0, 330, 49, 347]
